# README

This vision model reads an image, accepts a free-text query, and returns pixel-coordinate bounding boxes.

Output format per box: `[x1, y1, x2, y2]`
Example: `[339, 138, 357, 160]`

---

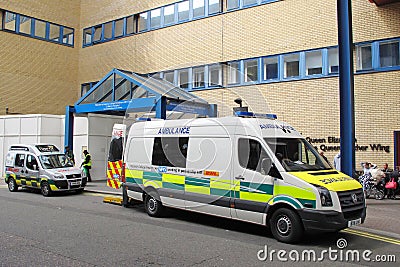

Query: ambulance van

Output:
[4, 144, 86, 196]
[110, 112, 366, 243]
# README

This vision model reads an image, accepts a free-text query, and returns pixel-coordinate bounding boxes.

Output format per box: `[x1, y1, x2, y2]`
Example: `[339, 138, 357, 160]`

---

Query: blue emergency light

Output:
[235, 111, 277, 119]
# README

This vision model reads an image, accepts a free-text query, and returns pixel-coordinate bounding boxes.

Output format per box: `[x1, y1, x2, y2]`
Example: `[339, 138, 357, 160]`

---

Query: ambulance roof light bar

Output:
[235, 111, 277, 120]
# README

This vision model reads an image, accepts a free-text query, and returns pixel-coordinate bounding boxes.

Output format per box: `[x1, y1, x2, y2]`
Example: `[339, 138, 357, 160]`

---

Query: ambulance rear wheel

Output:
[8, 178, 18, 192]
[144, 194, 165, 217]
[270, 208, 303, 244]
[41, 181, 52, 197]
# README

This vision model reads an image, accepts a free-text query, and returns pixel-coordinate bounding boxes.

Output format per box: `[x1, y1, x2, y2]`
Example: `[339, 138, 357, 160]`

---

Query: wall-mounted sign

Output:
[305, 136, 390, 153]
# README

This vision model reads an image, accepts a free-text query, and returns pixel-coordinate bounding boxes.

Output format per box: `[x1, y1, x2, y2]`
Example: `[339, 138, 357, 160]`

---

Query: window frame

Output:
[0, 9, 74, 47]
[262, 55, 279, 81]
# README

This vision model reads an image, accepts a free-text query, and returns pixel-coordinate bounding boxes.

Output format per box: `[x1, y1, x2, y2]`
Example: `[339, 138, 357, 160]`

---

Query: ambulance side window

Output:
[15, 154, 25, 167]
[26, 154, 38, 170]
[238, 138, 270, 174]
[152, 137, 188, 168]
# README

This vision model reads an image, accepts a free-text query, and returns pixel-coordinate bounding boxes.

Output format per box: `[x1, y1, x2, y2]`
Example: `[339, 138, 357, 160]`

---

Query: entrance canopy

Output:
[64, 68, 217, 148]
[73, 68, 215, 116]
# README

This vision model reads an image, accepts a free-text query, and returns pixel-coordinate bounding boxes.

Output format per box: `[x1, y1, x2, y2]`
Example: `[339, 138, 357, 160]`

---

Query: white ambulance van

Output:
[4, 144, 86, 196]
[111, 112, 365, 243]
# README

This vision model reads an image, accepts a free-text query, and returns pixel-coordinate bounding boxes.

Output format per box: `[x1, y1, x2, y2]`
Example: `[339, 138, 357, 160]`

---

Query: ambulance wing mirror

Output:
[33, 164, 37, 171]
[262, 158, 282, 179]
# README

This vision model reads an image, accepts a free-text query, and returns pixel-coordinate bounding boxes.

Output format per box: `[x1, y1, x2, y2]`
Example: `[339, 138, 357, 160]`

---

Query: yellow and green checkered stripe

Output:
[125, 169, 317, 209]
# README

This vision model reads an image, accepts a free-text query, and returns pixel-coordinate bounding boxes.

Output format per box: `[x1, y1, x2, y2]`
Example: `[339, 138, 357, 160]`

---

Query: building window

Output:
[3, 11, 16, 31]
[178, 69, 189, 89]
[178, 1, 190, 22]
[209, 0, 221, 14]
[243, 0, 258, 7]
[138, 12, 148, 32]
[62, 27, 74, 45]
[126, 15, 135, 34]
[49, 24, 60, 41]
[305, 50, 322, 76]
[19, 15, 32, 35]
[81, 84, 91, 96]
[284, 54, 300, 78]
[227, 0, 240, 10]
[164, 71, 175, 84]
[193, 66, 205, 88]
[357, 45, 372, 70]
[93, 25, 102, 42]
[209, 64, 222, 86]
[114, 19, 124, 37]
[228, 61, 240, 84]
[83, 28, 92, 45]
[1, 10, 74, 47]
[379, 41, 399, 68]
[103, 21, 113, 40]
[328, 47, 339, 74]
[263, 56, 278, 80]
[244, 59, 258, 83]
[193, 0, 205, 18]
[34, 20, 46, 38]
[150, 8, 161, 29]
[164, 4, 175, 25]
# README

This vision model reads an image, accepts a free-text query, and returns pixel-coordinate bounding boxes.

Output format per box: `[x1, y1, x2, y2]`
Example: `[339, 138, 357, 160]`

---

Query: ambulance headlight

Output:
[313, 184, 333, 207]
[53, 173, 64, 179]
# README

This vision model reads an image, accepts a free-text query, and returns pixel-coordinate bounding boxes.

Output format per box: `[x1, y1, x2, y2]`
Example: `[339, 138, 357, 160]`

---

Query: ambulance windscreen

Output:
[265, 138, 332, 172]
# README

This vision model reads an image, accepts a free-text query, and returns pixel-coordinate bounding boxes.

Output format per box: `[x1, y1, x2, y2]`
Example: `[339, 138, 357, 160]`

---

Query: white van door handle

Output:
[235, 175, 245, 180]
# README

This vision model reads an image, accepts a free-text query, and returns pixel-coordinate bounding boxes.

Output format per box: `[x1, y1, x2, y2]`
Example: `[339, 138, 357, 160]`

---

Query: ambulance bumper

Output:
[298, 206, 366, 232]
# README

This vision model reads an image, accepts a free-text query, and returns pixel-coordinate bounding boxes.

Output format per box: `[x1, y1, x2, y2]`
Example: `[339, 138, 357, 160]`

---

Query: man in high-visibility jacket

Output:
[81, 150, 92, 182]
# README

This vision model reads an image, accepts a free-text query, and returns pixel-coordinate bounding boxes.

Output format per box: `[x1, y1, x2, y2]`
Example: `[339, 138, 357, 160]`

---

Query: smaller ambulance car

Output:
[109, 112, 366, 243]
[4, 144, 86, 196]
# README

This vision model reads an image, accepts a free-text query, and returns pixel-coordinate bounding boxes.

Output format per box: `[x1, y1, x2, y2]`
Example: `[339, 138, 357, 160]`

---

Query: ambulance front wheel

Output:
[8, 177, 18, 192]
[41, 181, 52, 197]
[270, 208, 303, 244]
[144, 194, 165, 217]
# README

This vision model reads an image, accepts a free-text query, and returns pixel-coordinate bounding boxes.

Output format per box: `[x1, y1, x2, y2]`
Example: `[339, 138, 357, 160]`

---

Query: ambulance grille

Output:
[67, 174, 82, 179]
[337, 189, 365, 219]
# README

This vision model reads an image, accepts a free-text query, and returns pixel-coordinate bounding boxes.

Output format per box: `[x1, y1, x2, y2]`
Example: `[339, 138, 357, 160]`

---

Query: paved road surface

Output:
[0, 187, 398, 266]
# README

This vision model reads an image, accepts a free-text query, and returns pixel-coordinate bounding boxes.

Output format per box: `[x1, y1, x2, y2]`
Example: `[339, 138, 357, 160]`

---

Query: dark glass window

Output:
[152, 137, 189, 168]
[284, 54, 300, 78]
[357, 45, 372, 70]
[15, 154, 25, 167]
[26, 154, 38, 170]
[263, 57, 278, 80]
[380, 41, 399, 68]
[238, 139, 269, 173]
